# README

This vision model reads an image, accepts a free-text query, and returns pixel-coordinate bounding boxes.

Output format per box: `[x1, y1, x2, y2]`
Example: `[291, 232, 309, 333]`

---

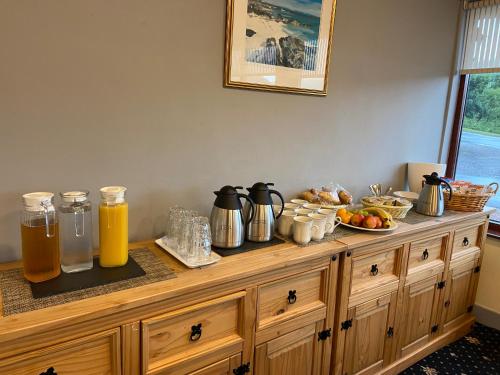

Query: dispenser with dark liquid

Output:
[21, 192, 61, 283]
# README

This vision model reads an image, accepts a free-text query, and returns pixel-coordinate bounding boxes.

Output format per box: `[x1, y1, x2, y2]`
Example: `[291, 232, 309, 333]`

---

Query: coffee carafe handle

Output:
[269, 189, 285, 219]
[238, 193, 255, 223]
[440, 179, 453, 200]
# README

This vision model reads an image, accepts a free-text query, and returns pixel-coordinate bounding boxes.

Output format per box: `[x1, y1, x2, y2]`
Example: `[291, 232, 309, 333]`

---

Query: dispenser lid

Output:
[61, 190, 89, 203]
[100, 186, 127, 204]
[423, 172, 445, 185]
[214, 185, 244, 210]
[247, 182, 274, 205]
[22, 192, 54, 210]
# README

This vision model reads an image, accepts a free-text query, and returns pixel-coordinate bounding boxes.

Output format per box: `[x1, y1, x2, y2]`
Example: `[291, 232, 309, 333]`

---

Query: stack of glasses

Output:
[165, 207, 212, 261]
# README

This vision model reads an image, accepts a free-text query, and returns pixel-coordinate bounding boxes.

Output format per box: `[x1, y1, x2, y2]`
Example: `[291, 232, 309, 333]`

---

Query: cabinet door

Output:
[398, 276, 441, 358]
[342, 292, 397, 375]
[254, 322, 324, 375]
[188, 354, 241, 375]
[443, 267, 475, 329]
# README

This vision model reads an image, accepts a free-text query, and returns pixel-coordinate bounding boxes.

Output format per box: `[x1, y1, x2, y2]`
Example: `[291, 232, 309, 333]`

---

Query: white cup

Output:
[304, 203, 321, 212]
[284, 202, 300, 211]
[318, 209, 341, 234]
[295, 208, 313, 216]
[278, 210, 297, 237]
[293, 216, 315, 245]
[307, 213, 327, 241]
[291, 199, 308, 207]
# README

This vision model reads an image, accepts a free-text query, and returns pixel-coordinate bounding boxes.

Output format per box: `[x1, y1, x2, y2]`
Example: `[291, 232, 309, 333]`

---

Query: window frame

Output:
[446, 74, 499, 238]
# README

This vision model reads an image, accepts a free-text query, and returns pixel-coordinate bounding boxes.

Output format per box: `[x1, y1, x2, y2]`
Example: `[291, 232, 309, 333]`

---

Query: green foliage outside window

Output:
[463, 73, 500, 135]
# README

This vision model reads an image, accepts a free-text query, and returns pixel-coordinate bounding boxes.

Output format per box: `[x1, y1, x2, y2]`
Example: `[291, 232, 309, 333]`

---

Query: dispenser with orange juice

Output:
[99, 186, 128, 267]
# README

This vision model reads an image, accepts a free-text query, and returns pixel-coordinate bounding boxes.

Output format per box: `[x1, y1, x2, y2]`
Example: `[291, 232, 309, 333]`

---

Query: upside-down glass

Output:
[177, 210, 198, 257]
[189, 216, 212, 261]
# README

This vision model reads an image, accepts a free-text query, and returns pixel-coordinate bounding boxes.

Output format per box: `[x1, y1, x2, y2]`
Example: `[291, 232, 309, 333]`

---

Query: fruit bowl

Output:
[339, 221, 398, 232]
[336, 207, 398, 232]
[360, 196, 412, 219]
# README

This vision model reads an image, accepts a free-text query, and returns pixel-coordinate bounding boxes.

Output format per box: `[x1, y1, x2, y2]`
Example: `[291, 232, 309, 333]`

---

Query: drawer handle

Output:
[40, 368, 57, 375]
[370, 264, 379, 276]
[463, 237, 469, 247]
[288, 290, 297, 304]
[422, 249, 429, 260]
[190, 323, 202, 341]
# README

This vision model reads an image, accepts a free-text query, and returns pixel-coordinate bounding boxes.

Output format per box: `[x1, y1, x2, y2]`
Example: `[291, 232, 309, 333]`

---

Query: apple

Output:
[363, 215, 378, 229]
[350, 213, 365, 227]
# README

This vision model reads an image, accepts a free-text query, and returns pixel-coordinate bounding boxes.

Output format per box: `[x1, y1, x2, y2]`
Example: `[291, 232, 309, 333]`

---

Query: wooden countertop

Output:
[0, 207, 494, 345]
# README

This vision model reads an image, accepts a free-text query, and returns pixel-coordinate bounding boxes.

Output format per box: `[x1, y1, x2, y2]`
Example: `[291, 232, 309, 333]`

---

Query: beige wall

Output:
[0, 0, 461, 261]
[476, 237, 500, 313]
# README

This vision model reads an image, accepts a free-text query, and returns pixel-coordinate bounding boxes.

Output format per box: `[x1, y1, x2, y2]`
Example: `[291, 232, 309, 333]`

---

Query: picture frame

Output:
[224, 0, 337, 96]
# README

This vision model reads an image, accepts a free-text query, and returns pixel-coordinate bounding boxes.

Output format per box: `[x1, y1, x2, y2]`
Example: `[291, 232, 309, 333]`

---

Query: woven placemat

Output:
[0, 248, 176, 316]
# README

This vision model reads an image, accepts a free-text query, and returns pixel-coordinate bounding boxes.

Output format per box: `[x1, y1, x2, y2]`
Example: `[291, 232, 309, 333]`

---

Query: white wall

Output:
[0, 0, 461, 261]
[476, 237, 500, 313]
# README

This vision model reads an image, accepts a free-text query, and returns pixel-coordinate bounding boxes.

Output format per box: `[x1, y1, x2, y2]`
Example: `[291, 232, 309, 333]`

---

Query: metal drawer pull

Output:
[422, 249, 429, 260]
[190, 323, 202, 341]
[40, 368, 57, 375]
[288, 290, 297, 304]
[370, 264, 379, 276]
[463, 237, 469, 246]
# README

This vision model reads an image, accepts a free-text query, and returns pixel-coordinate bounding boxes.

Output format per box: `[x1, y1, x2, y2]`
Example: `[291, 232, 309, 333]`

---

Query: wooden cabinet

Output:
[443, 264, 477, 331]
[141, 292, 246, 375]
[342, 292, 397, 375]
[397, 276, 441, 358]
[0, 328, 121, 375]
[254, 322, 325, 375]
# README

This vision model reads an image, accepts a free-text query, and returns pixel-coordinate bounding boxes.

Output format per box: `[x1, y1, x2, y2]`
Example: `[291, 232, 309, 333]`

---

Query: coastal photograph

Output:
[245, 0, 323, 71]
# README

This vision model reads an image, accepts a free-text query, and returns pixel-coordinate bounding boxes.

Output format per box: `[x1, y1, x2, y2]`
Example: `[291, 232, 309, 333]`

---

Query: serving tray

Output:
[155, 237, 221, 268]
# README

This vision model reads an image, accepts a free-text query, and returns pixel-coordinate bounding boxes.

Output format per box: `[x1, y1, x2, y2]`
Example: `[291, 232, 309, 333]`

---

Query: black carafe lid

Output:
[423, 172, 445, 185]
[213, 185, 244, 210]
[247, 182, 274, 205]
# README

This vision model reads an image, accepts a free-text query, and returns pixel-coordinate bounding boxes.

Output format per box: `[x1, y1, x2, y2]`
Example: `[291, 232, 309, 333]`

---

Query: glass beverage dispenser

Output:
[99, 186, 128, 267]
[21, 192, 61, 282]
[58, 191, 93, 273]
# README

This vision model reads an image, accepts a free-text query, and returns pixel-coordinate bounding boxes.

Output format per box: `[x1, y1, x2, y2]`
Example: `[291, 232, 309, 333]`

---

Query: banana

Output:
[362, 207, 395, 228]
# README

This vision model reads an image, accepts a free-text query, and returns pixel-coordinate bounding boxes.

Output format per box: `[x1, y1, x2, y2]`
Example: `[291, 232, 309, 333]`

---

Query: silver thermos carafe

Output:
[244, 182, 284, 242]
[210, 186, 255, 248]
[416, 172, 453, 216]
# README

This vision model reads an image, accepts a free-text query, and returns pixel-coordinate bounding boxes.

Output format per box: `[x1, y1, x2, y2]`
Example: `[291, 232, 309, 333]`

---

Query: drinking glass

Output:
[177, 210, 198, 258]
[166, 206, 186, 249]
[189, 216, 212, 261]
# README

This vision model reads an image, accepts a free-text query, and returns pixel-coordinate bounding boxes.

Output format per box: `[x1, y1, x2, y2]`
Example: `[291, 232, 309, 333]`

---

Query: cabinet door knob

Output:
[463, 237, 469, 247]
[288, 290, 297, 304]
[370, 264, 379, 276]
[40, 368, 57, 375]
[422, 249, 429, 260]
[190, 323, 202, 341]
[387, 327, 394, 337]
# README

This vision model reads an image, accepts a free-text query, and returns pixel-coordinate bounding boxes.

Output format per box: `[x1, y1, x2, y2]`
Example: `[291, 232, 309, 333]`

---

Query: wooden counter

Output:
[0, 208, 494, 375]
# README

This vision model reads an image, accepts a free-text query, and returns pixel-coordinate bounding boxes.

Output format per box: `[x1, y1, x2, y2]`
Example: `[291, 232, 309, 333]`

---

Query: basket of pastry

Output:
[360, 196, 413, 219]
[299, 183, 352, 213]
[444, 181, 498, 212]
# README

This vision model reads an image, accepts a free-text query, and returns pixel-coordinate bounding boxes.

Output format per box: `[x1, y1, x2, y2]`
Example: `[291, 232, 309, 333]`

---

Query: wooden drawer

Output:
[407, 235, 446, 272]
[257, 268, 326, 330]
[0, 328, 121, 375]
[142, 292, 245, 375]
[351, 247, 400, 297]
[188, 354, 241, 375]
[452, 226, 480, 259]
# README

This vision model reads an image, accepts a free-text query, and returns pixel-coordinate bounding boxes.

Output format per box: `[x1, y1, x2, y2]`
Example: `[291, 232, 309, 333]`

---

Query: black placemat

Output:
[30, 256, 146, 299]
[212, 237, 286, 257]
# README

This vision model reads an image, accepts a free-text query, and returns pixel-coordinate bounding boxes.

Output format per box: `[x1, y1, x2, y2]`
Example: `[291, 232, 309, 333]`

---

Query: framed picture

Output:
[224, 0, 337, 96]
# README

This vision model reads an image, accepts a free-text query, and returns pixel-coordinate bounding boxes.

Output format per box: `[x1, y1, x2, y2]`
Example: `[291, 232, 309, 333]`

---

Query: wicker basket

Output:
[360, 197, 413, 219]
[444, 182, 498, 212]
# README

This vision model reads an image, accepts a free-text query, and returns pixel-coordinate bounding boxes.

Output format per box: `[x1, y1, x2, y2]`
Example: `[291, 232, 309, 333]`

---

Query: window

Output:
[447, 2, 500, 237]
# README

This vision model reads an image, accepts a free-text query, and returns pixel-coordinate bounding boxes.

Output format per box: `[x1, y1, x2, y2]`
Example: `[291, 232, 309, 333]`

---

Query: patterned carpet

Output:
[401, 323, 499, 375]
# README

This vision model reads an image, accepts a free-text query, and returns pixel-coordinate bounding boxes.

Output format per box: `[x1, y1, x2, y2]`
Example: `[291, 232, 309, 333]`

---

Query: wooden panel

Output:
[452, 225, 479, 259]
[342, 292, 397, 375]
[0, 328, 121, 375]
[122, 322, 140, 375]
[398, 276, 441, 358]
[188, 353, 241, 375]
[407, 235, 446, 272]
[142, 292, 245, 374]
[254, 322, 322, 375]
[257, 268, 326, 330]
[444, 267, 475, 329]
[351, 247, 400, 296]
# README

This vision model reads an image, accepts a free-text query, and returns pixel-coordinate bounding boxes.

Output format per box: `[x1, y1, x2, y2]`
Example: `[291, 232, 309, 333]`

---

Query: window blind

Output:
[461, 1, 500, 73]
